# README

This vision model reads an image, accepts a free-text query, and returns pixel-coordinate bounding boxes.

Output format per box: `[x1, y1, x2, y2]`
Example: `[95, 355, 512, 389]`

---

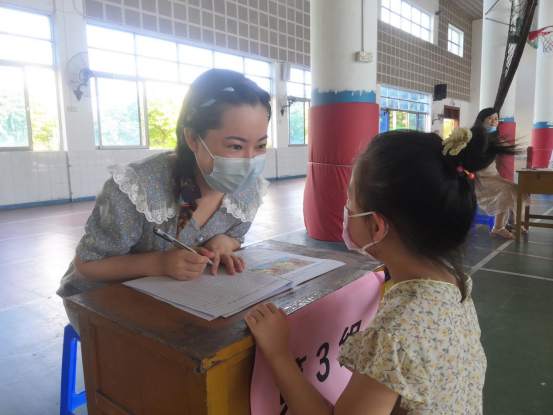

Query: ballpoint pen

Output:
[153, 227, 214, 266]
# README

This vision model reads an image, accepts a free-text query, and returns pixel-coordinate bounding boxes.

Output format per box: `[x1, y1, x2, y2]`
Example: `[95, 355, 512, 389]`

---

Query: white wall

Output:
[431, 98, 472, 136]
[469, 19, 483, 125]
[515, 44, 537, 144]
[0, 0, 308, 209]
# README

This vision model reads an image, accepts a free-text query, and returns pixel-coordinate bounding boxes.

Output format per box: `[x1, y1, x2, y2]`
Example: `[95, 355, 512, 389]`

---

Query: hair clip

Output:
[186, 109, 196, 122]
[222, 87, 235, 92]
[457, 165, 474, 180]
[200, 98, 217, 108]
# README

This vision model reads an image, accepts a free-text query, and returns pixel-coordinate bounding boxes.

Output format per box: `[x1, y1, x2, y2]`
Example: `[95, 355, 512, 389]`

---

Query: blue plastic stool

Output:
[60, 324, 86, 415]
[472, 205, 495, 230]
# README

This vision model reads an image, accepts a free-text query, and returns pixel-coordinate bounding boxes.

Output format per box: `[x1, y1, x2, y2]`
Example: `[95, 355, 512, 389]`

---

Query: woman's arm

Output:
[75, 247, 213, 283]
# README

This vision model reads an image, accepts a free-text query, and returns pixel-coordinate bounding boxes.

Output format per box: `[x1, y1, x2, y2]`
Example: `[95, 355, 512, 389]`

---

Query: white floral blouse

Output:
[338, 279, 486, 414]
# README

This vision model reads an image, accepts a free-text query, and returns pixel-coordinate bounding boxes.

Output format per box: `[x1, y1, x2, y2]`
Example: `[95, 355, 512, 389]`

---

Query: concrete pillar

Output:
[531, 0, 553, 167]
[303, 0, 379, 242]
[480, 0, 516, 180]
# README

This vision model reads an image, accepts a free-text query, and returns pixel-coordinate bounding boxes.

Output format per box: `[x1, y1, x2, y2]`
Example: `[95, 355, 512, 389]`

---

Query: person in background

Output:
[57, 69, 271, 332]
[473, 108, 530, 239]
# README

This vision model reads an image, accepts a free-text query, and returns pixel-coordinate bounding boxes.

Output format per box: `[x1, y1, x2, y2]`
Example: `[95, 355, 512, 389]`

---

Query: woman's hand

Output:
[204, 234, 245, 275]
[245, 303, 291, 359]
[158, 248, 214, 281]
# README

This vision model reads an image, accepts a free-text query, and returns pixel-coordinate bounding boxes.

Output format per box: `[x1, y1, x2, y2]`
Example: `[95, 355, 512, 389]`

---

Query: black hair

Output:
[174, 68, 272, 233]
[353, 127, 515, 301]
[474, 107, 499, 127]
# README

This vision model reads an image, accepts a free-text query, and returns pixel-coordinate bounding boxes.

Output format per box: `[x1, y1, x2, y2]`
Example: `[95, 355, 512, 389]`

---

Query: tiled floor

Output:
[0, 178, 552, 414]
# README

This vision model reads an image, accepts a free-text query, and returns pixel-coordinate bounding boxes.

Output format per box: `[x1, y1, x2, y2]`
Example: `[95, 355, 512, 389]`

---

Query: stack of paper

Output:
[124, 248, 345, 320]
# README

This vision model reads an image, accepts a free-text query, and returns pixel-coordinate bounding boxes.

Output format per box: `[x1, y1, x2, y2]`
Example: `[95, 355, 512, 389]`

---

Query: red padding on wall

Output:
[497, 122, 515, 182]
[531, 128, 553, 168]
[304, 102, 379, 242]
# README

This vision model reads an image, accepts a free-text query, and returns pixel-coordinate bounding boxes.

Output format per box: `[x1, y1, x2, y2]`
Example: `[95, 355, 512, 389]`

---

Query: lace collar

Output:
[107, 152, 269, 225]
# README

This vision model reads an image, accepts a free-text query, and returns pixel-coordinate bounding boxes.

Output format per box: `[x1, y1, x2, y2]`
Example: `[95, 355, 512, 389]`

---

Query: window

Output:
[380, 86, 428, 132]
[0, 7, 60, 150]
[87, 25, 273, 149]
[287, 67, 311, 145]
[448, 25, 464, 57]
[381, 0, 431, 42]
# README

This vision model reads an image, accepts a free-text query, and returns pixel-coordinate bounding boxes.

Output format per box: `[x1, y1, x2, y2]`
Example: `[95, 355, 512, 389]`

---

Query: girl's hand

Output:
[204, 234, 245, 275]
[158, 248, 213, 281]
[245, 303, 291, 359]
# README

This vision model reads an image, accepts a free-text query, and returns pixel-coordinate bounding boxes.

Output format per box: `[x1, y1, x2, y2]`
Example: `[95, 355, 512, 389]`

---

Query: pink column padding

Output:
[531, 128, 553, 168]
[303, 102, 379, 242]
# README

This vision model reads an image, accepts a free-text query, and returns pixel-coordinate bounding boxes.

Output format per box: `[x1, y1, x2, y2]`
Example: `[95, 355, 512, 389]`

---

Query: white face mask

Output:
[195, 136, 266, 194]
[342, 206, 388, 260]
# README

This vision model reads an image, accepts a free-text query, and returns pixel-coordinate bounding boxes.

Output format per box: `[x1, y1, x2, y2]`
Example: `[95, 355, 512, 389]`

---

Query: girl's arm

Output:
[246, 304, 399, 415]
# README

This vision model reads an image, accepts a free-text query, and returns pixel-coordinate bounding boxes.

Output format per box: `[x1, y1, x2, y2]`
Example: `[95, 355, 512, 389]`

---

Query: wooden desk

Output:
[516, 170, 553, 241]
[67, 240, 381, 415]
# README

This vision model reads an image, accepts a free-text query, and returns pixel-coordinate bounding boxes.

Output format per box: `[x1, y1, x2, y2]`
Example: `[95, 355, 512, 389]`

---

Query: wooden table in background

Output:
[516, 170, 553, 241]
[67, 240, 381, 415]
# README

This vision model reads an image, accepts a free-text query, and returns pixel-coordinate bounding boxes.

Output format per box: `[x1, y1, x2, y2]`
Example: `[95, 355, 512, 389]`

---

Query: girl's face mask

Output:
[342, 205, 388, 260]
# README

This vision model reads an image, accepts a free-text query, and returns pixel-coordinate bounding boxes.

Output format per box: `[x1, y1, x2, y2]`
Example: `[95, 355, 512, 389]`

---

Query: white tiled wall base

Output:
[67, 149, 167, 200]
[276, 146, 308, 178]
[0, 151, 70, 207]
[262, 147, 278, 179]
[0, 147, 308, 208]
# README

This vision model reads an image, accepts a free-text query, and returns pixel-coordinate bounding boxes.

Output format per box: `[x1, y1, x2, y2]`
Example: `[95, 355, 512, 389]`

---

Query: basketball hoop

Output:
[528, 25, 553, 53]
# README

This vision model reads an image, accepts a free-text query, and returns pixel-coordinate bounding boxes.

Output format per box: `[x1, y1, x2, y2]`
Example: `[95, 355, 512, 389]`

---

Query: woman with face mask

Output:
[473, 108, 530, 239]
[57, 69, 271, 332]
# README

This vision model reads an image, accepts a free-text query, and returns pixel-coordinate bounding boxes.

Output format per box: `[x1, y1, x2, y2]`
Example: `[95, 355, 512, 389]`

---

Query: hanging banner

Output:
[250, 271, 384, 415]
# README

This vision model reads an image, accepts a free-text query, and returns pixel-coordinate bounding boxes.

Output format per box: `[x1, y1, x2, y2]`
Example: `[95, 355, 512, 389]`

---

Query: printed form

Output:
[124, 248, 345, 320]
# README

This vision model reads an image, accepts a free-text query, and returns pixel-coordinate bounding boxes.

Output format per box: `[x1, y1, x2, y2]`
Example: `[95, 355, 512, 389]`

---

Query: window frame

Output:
[87, 24, 274, 150]
[380, 0, 432, 43]
[286, 67, 311, 146]
[0, 6, 62, 151]
[447, 24, 464, 57]
[380, 86, 430, 132]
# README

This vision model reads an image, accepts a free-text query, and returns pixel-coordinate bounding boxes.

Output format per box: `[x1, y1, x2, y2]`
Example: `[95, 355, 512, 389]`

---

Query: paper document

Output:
[124, 249, 345, 320]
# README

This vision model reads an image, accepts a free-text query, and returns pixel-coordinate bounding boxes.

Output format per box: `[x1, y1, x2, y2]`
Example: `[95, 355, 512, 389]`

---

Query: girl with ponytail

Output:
[58, 69, 272, 333]
[244, 126, 503, 414]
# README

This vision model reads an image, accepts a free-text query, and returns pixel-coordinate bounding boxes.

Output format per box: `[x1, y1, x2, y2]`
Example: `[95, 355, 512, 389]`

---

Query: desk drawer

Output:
[520, 173, 553, 194]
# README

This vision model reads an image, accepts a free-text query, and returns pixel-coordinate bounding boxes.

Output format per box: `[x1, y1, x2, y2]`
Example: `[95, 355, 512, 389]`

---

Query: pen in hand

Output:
[153, 227, 214, 266]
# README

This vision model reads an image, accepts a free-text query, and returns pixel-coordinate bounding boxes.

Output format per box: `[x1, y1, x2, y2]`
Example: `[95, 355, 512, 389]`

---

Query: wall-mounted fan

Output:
[65, 52, 94, 101]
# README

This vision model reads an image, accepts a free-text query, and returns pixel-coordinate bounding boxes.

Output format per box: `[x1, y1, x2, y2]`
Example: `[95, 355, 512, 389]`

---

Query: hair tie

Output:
[456, 165, 474, 180]
[179, 178, 202, 207]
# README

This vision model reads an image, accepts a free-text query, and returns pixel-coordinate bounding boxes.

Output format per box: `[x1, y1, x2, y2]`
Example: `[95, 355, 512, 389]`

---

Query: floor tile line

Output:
[473, 246, 553, 261]
[526, 240, 553, 247]
[243, 227, 306, 248]
[0, 227, 85, 242]
[0, 210, 93, 226]
[0, 298, 44, 313]
[470, 239, 513, 275]
[479, 267, 553, 282]
[0, 250, 76, 266]
[532, 206, 553, 224]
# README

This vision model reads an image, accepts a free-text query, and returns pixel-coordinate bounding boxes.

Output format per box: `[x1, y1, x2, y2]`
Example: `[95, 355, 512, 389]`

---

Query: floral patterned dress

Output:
[338, 279, 486, 414]
[57, 152, 268, 332]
